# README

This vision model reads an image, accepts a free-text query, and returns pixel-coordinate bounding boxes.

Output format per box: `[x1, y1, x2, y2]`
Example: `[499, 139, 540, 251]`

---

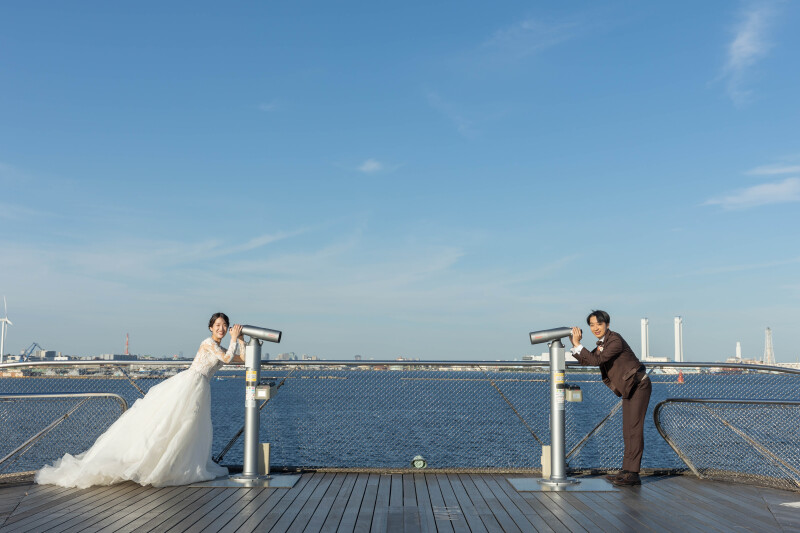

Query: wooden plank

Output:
[401, 475, 420, 533]
[591, 487, 680, 533]
[51, 483, 147, 533]
[384, 475, 404, 533]
[470, 475, 526, 533]
[668, 477, 780, 531]
[0, 473, 797, 533]
[457, 473, 505, 533]
[147, 488, 227, 533]
[444, 474, 487, 533]
[569, 492, 633, 533]
[1, 483, 133, 533]
[413, 473, 436, 533]
[0, 486, 30, 518]
[200, 487, 279, 533]
[539, 491, 609, 533]
[636, 478, 728, 533]
[434, 474, 470, 533]
[352, 473, 378, 533]
[113, 487, 206, 533]
[760, 489, 800, 532]
[423, 472, 454, 533]
[11, 483, 71, 511]
[2, 486, 94, 524]
[180, 487, 253, 533]
[320, 473, 359, 533]
[161, 487, 244, 533]
[577, 491, 657, 532]
[84, 486, 186, 533]
[280, 472, 337, 533]
[335, 473, 369, 533]
[489, 475, 558, 533]
[251, 472, 326, 532]
[215, 488, 290, 533]
[300, 472, 348, 533]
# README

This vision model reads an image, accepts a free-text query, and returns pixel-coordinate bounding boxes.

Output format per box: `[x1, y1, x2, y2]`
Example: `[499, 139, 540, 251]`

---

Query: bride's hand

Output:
[230, 324, 243, 342]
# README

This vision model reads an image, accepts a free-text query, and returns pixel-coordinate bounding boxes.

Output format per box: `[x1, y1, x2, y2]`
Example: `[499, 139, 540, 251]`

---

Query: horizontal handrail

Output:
[3, 359, 799, 374]
[0, 393, 129, 411]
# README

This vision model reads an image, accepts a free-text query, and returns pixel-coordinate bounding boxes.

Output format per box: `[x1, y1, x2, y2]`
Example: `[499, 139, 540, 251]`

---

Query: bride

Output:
[36, 313, 245, 488]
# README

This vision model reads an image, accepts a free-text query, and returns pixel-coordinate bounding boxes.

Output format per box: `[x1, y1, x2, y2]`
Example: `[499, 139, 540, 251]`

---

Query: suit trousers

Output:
[621, 375, 651, 472]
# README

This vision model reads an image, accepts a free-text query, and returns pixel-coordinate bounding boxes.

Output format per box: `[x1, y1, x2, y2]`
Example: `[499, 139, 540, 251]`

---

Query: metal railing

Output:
[654, 398, 800, 492]
[0, 392, 128, 476]
[1, 359, 798, 490]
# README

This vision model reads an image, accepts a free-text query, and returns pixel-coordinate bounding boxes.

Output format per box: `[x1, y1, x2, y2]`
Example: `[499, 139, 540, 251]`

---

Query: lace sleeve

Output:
[212, 340, 241, 364]
[197, 338, 241, 365]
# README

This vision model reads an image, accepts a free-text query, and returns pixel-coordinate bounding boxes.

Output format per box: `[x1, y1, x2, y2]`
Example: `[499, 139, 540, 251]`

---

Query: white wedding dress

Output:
[35, 337, 241, 488]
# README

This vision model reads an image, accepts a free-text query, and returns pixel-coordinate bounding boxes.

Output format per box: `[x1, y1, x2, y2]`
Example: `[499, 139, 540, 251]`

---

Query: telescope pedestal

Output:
[510, 336, 615, 492]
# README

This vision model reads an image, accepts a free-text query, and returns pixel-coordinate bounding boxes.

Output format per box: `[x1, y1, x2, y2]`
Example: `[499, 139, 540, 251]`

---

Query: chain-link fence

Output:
[2, 361, 798, 489]
[654, 398, 800, 492]
[0, 361, 186, 483]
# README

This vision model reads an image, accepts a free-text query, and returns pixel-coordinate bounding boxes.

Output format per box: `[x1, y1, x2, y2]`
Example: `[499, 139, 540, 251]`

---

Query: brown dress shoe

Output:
[604, 470, 624, 481]
[612, 471, 641, 486]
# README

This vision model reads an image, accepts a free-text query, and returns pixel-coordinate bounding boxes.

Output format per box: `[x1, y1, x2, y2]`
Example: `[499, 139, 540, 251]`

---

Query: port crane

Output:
[21, 342, 44, 362]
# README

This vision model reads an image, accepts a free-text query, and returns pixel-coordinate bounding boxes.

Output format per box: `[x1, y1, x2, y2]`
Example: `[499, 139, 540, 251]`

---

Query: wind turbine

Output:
[0, 296, 12, 364]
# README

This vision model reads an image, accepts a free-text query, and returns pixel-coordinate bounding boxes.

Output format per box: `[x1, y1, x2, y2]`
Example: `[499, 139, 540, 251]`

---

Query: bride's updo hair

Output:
[208, 312, 230, 329]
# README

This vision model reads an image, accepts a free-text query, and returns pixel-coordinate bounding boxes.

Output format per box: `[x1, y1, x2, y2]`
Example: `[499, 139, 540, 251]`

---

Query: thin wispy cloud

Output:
[426, 91, 476, 138]
[745, 164, 800, 176]
[0, 202, 50, 220]
[705, 177, 800, 209]
[679, 256, 800, 277]
[358, 159, 383, 173]
[258, 100, 278, 112]
[721, 2, 778, 106]
[481, 18, 578, 61]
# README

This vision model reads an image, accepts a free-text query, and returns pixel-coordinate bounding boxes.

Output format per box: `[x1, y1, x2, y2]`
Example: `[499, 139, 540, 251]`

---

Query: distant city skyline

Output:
[1, 2, 799, 362]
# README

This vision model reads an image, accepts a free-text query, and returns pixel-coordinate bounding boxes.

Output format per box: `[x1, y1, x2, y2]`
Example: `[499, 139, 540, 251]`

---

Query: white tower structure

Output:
[640, 318, 650, 359]
[673, 316, 683, 362]
[736, 341, 742, 359]
[0, 297, 12, 365]
[764, 327, 775, 365]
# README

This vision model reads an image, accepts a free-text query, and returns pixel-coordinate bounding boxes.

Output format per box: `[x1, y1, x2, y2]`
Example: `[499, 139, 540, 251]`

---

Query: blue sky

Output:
[1, 1, 798, 362]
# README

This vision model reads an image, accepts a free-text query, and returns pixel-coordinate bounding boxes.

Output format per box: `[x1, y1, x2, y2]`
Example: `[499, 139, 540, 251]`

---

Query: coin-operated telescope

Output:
[527, 327, 580, 488]
[234, 325, 281, 482]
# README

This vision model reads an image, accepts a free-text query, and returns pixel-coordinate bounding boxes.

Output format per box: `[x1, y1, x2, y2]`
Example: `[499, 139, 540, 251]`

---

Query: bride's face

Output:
[210, 317, 229, 342]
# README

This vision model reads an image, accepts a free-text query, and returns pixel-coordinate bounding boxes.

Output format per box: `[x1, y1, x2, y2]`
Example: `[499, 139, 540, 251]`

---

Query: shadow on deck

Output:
[1, 473, 799, 532]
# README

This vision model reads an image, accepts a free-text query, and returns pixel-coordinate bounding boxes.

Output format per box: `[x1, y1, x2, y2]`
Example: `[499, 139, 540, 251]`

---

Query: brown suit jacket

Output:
[573, 330, 646, 399]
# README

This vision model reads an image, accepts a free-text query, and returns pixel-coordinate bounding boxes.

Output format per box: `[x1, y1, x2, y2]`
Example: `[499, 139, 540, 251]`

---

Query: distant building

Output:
[98, 353, 138, 361]
[354, 355, 362, 361]
[642, 356, 671, 363]
[523, 352, 578, 362]
[33, 350, 57, 360]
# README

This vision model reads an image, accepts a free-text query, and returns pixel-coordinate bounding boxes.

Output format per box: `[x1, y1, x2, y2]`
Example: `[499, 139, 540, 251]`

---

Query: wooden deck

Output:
[1, 473, 798, 532]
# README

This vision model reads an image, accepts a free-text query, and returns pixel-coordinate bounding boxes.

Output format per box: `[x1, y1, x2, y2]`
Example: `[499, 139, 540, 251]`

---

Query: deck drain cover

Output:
[433, 506, 462, 521]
